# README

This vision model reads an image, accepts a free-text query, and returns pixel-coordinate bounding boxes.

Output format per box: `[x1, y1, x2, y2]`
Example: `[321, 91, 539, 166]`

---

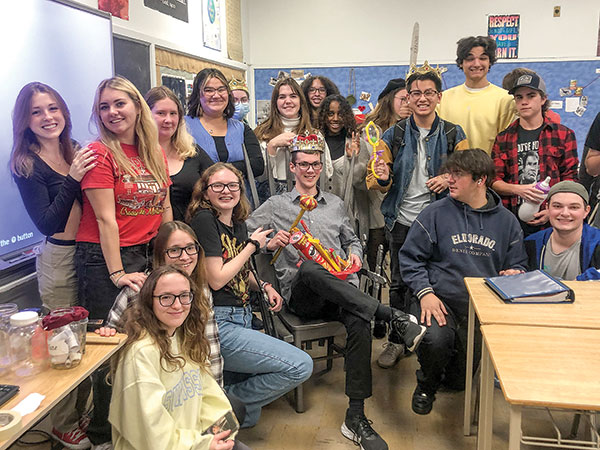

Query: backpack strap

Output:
[390, 121, 407, 159]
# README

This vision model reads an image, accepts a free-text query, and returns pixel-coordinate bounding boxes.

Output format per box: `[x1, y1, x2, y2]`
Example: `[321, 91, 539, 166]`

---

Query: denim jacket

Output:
[377, 115, 467, 230]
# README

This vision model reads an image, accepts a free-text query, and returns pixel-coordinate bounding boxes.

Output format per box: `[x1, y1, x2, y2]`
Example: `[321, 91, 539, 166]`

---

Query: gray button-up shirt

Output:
[247, 188, 362, 301]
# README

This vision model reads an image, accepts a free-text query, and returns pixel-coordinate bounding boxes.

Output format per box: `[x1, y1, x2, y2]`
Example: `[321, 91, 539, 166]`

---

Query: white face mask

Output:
[233, 102, 249, 120]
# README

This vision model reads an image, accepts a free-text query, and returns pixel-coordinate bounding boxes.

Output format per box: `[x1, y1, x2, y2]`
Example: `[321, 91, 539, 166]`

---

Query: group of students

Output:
[9, 31, 600, 450]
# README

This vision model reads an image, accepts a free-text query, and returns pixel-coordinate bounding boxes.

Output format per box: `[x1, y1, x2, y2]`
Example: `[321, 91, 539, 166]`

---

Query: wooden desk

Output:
[478, 325, 600, 450]
[0, 333, 125, 450]
[463, 278, 600, 436]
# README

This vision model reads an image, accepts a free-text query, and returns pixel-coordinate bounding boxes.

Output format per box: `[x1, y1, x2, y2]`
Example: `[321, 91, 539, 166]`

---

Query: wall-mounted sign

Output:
[203, 0, 221, 51]
[144, 0, 188, 23]
[488, 14, 520, 59]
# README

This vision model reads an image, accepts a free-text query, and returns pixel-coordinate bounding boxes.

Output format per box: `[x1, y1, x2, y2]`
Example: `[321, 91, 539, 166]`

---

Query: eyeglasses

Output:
[308, 87, 326, 94]
[394, 95, 409, 104]
[153, 291, 194, 307]
[447, 170, 468, 179]
[294, 161, 323, 170]
[208, 182, 241, 193]
[203, 86, 228, 96]
[165, 244, 199, 259]
[408, 89, 439, 100]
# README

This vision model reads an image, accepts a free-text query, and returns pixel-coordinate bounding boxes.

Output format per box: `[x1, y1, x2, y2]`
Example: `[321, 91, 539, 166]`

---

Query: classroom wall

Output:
[71, 0, 246, 70]
[244, 0, 599, 67]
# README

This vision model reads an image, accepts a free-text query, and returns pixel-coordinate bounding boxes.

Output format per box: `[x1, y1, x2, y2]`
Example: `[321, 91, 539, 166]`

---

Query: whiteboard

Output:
[0, 0, 113, 268]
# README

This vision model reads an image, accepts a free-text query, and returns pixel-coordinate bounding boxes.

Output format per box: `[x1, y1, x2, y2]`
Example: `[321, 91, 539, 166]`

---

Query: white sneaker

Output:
[91, 443, 113, 450]
[377, 342, 406, 369]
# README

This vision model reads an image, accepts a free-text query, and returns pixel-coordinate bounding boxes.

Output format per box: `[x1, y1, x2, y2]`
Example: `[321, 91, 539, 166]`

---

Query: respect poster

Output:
[488, 14, 520, 59]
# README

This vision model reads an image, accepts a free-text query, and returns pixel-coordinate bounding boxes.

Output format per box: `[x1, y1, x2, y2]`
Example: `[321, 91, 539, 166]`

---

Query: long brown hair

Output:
[91, 76, 168, 186]
[145, 86, 196, 159]
[113, 265, 211, 373]
[187, 68, 235, 119]
[10, 82, 76, 178]
[254, 78, 313, 142]
[362, 88, 403, 131]
[186, 162, 251, 223]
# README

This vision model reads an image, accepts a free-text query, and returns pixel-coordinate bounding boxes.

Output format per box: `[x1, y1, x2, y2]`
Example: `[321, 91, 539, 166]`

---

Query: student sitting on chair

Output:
[399, 149, 527, 415]
[525, 180, 600, 280]
[247, 134, 427, 450]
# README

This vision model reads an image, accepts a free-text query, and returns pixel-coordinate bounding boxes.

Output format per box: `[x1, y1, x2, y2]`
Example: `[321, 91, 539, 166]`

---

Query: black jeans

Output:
[386, 222, 411, 311]
[75, 242, 151, 321]
[288, 261, 378, 400]
[409, 298, 481, 394]
[365, 227, 389, 273]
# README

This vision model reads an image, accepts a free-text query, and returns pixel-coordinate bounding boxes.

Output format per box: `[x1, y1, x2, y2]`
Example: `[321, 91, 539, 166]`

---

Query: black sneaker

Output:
[389, 310, 426, 353]
[412, 385, 435, 415]
[341, 414, 388, 450]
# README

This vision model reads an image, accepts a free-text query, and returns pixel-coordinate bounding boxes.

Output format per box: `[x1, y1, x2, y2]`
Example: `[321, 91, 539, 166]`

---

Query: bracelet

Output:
[112, 272, 126, 288]
[260, 280, 272, 291]
[109, 269, 125, 278]
[245, 238, 261, 255]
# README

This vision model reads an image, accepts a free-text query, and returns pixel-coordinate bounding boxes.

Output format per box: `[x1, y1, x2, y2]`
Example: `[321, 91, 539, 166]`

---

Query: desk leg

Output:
[477, 340, 494, 450]
[508, 404, 522, 450]
[464, 297, 475, 436]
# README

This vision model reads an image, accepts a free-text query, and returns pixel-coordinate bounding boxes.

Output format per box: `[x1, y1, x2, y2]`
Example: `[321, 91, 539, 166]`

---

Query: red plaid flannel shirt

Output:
[491, 117, 579, 210]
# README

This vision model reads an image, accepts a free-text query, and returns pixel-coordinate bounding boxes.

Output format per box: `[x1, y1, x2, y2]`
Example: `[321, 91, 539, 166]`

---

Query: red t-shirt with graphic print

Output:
[76, 141, 170, 246]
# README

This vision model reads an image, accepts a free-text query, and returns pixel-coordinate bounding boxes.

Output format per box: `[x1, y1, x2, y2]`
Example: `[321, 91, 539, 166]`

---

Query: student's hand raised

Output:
[266, 230, 291, 251]
[209, 430, 234, 450]
[249, 227, 274, 249]
[420, 293, 448, 327]
[345, 132, 360, 157]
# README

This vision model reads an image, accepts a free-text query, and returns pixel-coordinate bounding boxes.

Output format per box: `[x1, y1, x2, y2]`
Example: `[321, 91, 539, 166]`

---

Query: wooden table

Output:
[463, 278, 600, 436]
[478, 324, 600, 450]
[0, 333, 125, 450]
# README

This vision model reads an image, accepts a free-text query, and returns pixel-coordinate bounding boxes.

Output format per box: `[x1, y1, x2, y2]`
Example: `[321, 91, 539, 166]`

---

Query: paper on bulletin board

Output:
[565, 97, 580, 112]
[549, 100, 563, 110]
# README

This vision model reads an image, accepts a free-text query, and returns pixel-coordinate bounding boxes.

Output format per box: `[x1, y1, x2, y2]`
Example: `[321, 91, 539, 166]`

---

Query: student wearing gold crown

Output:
[367, 65, 469, 369]
[229, 78, 250, 124]
[248, 133, 426, 450]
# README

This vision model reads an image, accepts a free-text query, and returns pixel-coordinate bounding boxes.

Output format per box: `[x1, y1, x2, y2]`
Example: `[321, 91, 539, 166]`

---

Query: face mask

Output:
[233, 102, 250, 120]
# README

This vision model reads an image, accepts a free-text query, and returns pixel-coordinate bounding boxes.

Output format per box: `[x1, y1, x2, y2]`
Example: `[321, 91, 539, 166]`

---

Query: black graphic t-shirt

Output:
[191, 208, 250, 307]
[517, 124, 544, 186]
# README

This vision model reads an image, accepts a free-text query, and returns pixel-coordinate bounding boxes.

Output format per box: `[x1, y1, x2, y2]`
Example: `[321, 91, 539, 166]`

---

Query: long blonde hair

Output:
[91, 76, 168, 185]
[254, 78, 313, 142]
[145, 86, 196, 160]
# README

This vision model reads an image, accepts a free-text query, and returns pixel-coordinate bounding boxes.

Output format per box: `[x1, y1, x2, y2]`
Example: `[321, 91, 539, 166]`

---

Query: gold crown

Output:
[228, 78, 248, 93]
[406, 60, 447, 80]
[290, 132, 324, 153]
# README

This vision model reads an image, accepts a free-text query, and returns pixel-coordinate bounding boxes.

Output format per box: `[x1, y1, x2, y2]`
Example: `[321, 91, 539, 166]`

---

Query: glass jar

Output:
[0, 303, 18, 375]
[45, 308, 87, 369]
[9, 311, 48, 377]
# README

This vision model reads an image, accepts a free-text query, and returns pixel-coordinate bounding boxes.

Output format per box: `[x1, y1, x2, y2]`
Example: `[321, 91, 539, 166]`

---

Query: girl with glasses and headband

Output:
[185, 68, 264, 203]
[300, 75, 340, 127]
[110, 265, 251, 450]
[187, 162, 313, 428]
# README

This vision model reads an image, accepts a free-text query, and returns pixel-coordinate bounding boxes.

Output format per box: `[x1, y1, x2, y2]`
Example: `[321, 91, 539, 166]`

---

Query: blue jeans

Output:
[214, 305, 313, 428]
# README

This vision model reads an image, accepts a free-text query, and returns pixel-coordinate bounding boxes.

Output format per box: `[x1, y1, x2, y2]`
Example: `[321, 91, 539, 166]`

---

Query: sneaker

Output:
[52, 427, 92, 449]
[390, 310, 426, 353]
[341, 414, 388, 450]
[91, 443, 113, 450]
[412, 385, 435, 415]
[377, 341, 406, 369]
[78, 414, 91, 432]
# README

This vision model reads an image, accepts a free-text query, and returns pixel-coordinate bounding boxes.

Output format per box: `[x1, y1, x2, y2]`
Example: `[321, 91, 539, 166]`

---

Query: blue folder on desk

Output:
[484, 270, 575, 303]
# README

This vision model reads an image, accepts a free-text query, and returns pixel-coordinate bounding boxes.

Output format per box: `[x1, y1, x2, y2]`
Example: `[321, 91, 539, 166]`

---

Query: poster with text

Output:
[203, 0, 221, 51]
[98, 0, 129, 20]
[488, 14, 520, 59]
[144, 0, 188, 22]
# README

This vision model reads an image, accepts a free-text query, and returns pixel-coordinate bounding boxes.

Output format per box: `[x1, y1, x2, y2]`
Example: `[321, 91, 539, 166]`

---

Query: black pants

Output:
[75, 242, 151, 321]
[409, 298, 481, 394]
[386, 222, 411, 311]
[288, 261, 378, 400]
[365, 227, 389, 273]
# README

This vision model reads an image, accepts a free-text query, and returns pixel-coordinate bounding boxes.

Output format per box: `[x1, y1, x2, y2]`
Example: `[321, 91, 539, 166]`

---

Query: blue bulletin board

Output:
[254, 60, 600, 158]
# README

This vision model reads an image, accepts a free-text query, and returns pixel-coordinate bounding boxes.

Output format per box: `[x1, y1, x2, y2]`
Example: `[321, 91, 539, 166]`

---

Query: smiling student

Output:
[491, 71, 578, 235]
[438, 36, 515, 154]
[300, 75, 340, 126]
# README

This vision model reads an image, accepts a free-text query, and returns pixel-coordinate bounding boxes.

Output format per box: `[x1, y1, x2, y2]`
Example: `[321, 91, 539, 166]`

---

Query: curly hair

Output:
[316, 94, 356, 138]
[91, 76, 169, 186]
[145, 86, 197, 160]
[456, 36, 497, 68]
[186, 162, 251, 224]
[10, 82, 76, 178]
[254, 77, 313, 142]
[113, 265, 212, 374]
[301, 76, 340, 102]
[187, 68, 235, 119]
